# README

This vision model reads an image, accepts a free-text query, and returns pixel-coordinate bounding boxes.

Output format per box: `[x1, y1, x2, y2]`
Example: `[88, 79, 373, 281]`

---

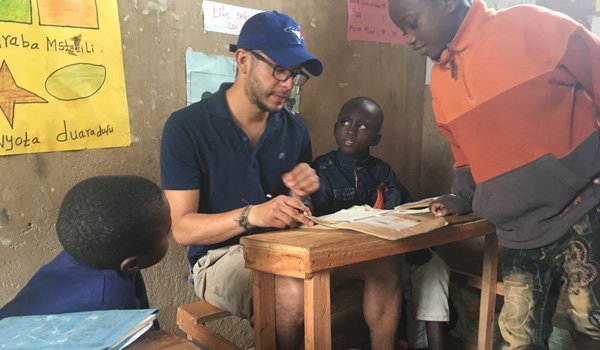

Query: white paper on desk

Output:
[307, 205, 449, 240]
[318, 205, 389, 223]
[395, 197, 438, 211]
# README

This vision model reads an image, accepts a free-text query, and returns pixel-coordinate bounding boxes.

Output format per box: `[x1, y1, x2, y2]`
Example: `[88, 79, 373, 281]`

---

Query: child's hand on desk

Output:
[429, 198, 456, 217]
[429, 193, 476, 217]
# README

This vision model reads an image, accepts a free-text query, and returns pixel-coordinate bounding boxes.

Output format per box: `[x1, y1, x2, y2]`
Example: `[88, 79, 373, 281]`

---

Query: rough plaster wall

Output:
[0, 0, 425, 343]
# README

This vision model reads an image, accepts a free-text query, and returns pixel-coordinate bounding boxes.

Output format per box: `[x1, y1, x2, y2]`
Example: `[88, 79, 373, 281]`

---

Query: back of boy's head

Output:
[338, 96, 384, 133]
[57, 176, 168, 270]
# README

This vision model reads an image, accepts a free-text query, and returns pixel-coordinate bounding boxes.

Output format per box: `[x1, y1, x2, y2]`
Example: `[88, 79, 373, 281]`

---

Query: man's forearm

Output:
[171, 208, 248, 246]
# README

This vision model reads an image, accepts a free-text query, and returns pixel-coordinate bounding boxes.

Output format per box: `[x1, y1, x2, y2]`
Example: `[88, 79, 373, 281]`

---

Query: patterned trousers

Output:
[499, 205, 600, 349]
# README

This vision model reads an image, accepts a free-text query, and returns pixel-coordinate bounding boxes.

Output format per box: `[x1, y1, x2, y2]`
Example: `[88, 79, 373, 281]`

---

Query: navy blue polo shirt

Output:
[0, 251, 149, 319]
[160, 83, 312, 266]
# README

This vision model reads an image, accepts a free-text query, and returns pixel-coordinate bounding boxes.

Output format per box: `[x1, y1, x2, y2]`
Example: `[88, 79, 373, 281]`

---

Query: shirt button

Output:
[278, 153, 285, 159]
[242, 137, 248, 141]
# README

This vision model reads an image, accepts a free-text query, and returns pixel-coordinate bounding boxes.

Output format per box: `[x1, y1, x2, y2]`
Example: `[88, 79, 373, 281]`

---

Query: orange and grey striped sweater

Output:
[431, 0, 600, 249]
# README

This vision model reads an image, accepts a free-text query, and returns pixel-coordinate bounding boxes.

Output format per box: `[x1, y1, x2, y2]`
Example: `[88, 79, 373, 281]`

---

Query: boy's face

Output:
[334, 107, 382, 160]
[137, 200, 171, 269]
[388, 0, 459, 60]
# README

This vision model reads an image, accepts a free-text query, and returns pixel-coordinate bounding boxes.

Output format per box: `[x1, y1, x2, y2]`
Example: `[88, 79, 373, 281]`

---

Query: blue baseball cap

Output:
[233, 11, 323, 76]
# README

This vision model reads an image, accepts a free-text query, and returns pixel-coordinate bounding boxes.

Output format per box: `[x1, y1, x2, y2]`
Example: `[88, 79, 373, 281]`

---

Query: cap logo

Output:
[284, 26, 304, 45]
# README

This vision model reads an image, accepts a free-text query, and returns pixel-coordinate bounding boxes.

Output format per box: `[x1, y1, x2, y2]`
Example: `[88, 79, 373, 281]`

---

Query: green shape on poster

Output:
[0, 0, 31, 23]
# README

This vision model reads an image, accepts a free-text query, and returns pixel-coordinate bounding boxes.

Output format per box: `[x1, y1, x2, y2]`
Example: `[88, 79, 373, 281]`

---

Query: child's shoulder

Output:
[312, 150, 337, 169]
[366, 155, 393, 169]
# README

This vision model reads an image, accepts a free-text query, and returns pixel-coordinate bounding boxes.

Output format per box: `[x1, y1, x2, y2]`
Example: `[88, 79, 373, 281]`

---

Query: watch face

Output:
[237, 205, 253, 230]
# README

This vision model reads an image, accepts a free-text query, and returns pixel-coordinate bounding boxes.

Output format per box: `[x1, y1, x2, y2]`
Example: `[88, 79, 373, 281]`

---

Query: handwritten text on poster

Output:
[0, 0, 130, 156]
[347, 0, 405, 44]
[202, 1, 262, 35]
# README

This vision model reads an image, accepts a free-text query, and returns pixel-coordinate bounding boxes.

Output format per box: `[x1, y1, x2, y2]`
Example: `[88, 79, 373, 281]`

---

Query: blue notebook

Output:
[0, 308, 158, 349]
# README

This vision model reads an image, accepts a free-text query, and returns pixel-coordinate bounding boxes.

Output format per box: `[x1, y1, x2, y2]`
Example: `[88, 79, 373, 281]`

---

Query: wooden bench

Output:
[176, 300, 241, 350]
[177, 293, 369, 350]
[451, 269, 504, 296]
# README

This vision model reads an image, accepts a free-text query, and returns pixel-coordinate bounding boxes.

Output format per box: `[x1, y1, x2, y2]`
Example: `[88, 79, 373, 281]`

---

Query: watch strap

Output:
[236, 205, 254, 230]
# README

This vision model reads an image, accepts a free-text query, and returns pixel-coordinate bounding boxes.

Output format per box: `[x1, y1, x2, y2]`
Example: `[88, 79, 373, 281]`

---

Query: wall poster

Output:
[0, 0, 130, 156]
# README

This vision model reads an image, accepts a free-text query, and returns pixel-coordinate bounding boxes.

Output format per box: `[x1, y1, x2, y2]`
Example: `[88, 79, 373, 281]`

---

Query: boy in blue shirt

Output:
[0, 176, 171, 318]
[312, 97, 449, 350]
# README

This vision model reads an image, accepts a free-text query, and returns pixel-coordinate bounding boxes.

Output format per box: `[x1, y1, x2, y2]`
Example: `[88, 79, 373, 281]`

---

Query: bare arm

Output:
[165, 187, 315, 247]
[164, 189, 247, 246]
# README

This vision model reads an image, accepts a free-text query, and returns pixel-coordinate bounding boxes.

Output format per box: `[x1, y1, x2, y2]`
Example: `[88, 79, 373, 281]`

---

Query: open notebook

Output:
[0, 309, 157, 350]
[307, 198, 479, 240]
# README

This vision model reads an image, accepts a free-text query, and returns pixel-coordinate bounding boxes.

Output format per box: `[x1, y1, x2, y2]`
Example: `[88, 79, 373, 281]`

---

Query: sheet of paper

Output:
[317, 205, 389, 223]
[185, 49, 236, 105]
[111, 319, 155, 350]
[0, 309, 157, 349]
[347, 0, 405, 44]
[0, 0, 130, 156]
[202, 1, 262, 35]
[592, 15, 600, 36]
[395, 197, 437, 210]
[307, 201, 482, 240]
[352, 213, 421, 228]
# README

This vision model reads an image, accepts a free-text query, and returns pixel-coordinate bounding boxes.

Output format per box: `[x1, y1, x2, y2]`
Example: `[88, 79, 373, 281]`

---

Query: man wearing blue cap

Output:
[161, 11, 401, 349]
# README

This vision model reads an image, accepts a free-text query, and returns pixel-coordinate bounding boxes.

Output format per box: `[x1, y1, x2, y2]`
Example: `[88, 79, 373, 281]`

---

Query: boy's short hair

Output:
[339, 96, 385, 132]
[56, 176, 168, 269]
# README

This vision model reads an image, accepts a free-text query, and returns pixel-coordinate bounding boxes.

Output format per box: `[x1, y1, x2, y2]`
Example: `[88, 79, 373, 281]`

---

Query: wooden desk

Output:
[127, 330, 202, 350]
[241, 218, 498, 350]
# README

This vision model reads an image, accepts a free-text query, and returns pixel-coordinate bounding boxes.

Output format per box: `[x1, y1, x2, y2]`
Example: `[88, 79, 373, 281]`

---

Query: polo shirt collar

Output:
[209, 83, 283, 128]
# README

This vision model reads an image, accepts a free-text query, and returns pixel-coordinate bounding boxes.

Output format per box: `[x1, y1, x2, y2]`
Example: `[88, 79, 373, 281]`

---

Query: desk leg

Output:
[304, 271, 331, 350]
[478, 233, 499, 350]
[252, 270, 276, 350]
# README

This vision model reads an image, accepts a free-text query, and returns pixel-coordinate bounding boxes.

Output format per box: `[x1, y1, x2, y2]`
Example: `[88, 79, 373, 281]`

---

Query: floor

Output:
[443, 283, 585, 350]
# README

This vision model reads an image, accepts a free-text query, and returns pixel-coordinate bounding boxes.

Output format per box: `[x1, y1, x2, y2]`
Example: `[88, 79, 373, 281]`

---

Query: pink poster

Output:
[347, 0, 406, 44]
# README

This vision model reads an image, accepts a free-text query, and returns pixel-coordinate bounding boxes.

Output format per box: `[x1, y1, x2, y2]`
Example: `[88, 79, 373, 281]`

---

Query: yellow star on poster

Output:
[0, 60, 47, 129]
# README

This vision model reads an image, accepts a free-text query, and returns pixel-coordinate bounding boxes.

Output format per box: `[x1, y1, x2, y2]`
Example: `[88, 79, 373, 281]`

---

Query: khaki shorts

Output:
[192, 244, 252, 319]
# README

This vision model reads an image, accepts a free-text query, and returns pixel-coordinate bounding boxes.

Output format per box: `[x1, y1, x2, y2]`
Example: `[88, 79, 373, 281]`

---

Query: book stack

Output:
[0, 309, 158, 350]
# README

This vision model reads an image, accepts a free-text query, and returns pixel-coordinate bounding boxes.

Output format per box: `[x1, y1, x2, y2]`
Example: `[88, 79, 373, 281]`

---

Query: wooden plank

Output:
[450, 270, 504, 296]
[252, 270, 276, 350]
[478, 233, 499, 350]
[127, 330, 201, 350]
[176, 318, 239, 350]
[304, 271, 332, 350]
[177, 300, 231, 324]
[243, 246, 309, 278]
[307, 220, 496, 272]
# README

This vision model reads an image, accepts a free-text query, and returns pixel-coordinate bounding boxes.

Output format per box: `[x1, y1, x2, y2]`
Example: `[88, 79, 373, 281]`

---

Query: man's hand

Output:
[282, 163, 319, 200]
[248, 195, 314, 229]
